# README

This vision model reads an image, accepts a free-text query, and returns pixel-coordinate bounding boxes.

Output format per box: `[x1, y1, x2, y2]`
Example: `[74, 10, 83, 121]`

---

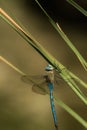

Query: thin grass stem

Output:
[66, 0, 87, 16]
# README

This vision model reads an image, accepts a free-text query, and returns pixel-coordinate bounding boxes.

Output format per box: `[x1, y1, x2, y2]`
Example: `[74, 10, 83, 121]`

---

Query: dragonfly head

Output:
[45, 64, 54, 71]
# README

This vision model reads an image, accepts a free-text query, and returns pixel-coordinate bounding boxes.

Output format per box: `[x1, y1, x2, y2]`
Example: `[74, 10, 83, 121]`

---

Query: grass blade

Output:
[54, 97, 87, 128]
[66, 0, 87, 17]
[0, 56, 25, 75]
[59, 70, 87, 105]
[56, 23, 87, 71]
[35, 0, 87, 71]
[69, 71, 87, 89]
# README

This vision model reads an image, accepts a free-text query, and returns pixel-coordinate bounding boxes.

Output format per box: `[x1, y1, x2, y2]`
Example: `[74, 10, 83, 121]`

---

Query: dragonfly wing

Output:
[32, 82, 48, 95]
[21, 75, 48, 95]
[54, 70, 63, 86]
[21, 75, 34, 84]
[21, 75, 45, 84]
[54, 70, 74, 85]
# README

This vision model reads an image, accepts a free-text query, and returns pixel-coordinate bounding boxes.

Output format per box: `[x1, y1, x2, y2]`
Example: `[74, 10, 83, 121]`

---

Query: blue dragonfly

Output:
[21, 64, 62, 130]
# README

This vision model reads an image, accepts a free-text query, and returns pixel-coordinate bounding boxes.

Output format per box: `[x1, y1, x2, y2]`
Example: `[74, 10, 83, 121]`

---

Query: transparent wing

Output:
[21, 75, 49, 95]
[54, 70, 64, 85]
[54, 69, 74, 84]
[21, 72, 66, 95]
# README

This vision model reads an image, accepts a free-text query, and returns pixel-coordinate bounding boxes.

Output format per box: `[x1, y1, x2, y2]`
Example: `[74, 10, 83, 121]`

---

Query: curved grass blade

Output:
[35, 0, 87, 71]
[66, 0, 87, 17]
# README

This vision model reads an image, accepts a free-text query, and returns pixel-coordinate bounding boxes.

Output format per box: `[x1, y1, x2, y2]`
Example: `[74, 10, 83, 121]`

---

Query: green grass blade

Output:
[0, 8, 87, 104]
[35, 0, 87, 71]
[56, 69, 87, 89]
[0, 56, 25, 75]
[54, 96, 87, 128]
[59, 70, 87, 105]
[66, 0, 87, 17]
[68, 71, 87, 89]
[56, 23, 87, 71]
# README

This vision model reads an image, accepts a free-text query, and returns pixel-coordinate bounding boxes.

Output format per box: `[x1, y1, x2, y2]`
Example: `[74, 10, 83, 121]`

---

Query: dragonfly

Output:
[21, 64, 62, 130]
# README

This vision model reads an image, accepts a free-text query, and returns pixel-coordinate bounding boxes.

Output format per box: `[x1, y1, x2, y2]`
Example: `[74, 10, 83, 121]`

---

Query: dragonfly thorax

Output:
[44, 70, 54, 83]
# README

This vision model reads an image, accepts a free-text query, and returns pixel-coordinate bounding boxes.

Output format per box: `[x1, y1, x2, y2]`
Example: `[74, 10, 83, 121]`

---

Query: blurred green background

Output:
[0, 0, 87, 130]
